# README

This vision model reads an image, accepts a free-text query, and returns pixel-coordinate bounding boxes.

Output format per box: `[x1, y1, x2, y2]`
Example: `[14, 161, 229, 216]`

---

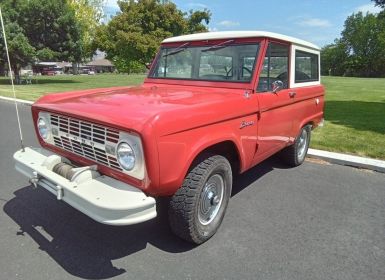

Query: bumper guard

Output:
[13, 147, 157, 225]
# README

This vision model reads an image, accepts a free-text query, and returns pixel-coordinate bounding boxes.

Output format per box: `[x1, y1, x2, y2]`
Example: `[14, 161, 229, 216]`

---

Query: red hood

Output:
[33, 84, 255, 136]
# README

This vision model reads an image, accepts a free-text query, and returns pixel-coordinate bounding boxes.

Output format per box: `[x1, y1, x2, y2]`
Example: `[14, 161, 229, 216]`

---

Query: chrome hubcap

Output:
[297, 129, 308, 159]
[198, 174, 224, 225]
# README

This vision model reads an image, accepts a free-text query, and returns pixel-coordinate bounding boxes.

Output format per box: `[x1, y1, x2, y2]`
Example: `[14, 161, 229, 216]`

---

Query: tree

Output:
[341, 12, 385, 76]
[95, 0, 211, 74]
[68, 0, 104, 63]
[321, 40, 348, 76]
[0, 0, 35, 81]
[0, 0, 82, 81]
[372, 0, 385, 8]
[186, 9, 211, 33]
[322, 9, 385, 77]
[21, 0, 82, 62]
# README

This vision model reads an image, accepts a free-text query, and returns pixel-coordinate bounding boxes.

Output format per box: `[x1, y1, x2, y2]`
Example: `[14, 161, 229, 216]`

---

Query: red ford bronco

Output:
[14, 31, 324, 244]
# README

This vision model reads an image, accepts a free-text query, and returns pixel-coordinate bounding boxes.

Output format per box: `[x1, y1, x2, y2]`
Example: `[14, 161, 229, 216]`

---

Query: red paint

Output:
[32, 35, 324, 196]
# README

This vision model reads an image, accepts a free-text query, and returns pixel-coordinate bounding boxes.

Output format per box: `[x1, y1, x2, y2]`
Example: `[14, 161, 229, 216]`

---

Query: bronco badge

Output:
[240, 120, 255, 129]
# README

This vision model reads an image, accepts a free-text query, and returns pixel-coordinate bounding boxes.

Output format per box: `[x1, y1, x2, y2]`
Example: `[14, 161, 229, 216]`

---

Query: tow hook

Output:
[29, 171, 39, 189]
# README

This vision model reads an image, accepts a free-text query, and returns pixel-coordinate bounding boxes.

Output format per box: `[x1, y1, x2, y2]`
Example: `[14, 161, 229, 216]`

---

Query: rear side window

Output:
[295, 50, 319, 83]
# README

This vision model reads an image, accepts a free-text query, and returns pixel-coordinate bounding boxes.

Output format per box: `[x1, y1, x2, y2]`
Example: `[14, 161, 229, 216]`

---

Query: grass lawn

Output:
[0, 74, 146, 101]
[0, 74, 384, 160]
[312, 76, 385, 160]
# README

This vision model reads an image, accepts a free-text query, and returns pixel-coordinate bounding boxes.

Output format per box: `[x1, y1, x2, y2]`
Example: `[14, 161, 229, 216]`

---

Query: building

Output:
[85, 58, 115, 73]
[30, 59, 115, 75]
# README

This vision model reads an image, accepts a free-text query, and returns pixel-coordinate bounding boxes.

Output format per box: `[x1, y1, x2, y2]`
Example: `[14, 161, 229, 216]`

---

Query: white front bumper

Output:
[13, 147, 157, 225]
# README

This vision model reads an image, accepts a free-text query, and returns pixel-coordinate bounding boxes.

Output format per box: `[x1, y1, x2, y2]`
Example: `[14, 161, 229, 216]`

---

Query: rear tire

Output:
[168, 155, 232, 244]
[281, 125, 312, 167]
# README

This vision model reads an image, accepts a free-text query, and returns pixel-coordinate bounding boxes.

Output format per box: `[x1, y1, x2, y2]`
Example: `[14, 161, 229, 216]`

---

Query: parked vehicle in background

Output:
[76, 67, 96, 75]
[14, 31, 324, 244]
[53, 67, 63, 75]
[41, 68, 56, 76]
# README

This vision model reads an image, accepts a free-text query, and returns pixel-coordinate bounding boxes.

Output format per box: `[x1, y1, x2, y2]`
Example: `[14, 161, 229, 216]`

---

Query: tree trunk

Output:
[0, 64, 5, 76]
[12, 64, 21, 84]
[72, 62, 78, 75]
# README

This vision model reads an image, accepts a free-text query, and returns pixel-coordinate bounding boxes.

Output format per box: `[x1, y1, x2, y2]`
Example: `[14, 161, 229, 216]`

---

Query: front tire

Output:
[281, 125, 312, 167]
[168, 155, 232, 244]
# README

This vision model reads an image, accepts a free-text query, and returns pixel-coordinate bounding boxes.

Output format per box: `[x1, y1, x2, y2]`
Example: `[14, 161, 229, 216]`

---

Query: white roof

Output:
[162, 31, 320, 50]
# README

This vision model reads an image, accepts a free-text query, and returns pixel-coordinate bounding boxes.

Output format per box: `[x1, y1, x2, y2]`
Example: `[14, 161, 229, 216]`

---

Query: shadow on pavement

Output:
[4, 155, 288, 279]
[3, 187, 194, 279]
[232, 154, 291, 196]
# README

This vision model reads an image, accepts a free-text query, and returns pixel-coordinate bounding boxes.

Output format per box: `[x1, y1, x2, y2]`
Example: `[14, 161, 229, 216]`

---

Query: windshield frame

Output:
[146, 37, 264, 88]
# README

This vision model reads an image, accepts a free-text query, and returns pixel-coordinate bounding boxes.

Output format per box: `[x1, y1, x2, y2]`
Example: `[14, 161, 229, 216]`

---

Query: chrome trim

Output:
[48, 113, 122, 172]
[42, 112, 145, 180]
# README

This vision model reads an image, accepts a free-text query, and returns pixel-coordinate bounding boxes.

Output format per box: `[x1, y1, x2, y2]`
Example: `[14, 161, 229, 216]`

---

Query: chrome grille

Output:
[49, 113, 122, 171]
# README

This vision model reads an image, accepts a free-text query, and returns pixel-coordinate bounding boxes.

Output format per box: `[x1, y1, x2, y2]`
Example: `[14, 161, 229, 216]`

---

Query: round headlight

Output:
[37, 117, 50, 139]
[117, 142, 136, 171]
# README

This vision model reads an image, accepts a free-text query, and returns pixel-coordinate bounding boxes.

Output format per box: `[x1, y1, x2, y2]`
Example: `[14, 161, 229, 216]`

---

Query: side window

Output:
[295, 50, 319, 83]
[257, 43, 289, 92]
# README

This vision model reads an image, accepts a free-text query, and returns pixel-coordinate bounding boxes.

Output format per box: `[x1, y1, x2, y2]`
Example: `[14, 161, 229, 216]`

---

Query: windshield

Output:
[149, 43, 260, 82]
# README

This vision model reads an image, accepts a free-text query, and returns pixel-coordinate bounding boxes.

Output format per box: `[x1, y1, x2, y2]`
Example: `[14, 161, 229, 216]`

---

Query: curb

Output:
[0, 96, 33, 105]
[308, 148, 385, 173]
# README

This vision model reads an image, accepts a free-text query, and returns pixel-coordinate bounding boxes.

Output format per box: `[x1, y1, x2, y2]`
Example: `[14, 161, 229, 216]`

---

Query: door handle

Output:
[289, 92, 296, 98]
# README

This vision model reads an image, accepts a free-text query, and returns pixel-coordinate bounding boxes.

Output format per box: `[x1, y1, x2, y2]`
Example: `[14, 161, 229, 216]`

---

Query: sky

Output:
[103, 0, 382, 47]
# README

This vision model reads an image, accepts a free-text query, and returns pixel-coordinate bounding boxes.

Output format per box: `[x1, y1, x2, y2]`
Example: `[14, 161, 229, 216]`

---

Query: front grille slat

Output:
[49, 113, 122, 171]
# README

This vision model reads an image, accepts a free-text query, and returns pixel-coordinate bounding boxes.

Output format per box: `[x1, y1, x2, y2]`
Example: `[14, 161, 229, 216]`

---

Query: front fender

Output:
[153, 115, 258, 196]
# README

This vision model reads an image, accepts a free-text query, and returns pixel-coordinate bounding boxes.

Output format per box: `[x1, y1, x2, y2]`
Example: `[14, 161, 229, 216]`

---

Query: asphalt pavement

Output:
[1, 99, 385, 280]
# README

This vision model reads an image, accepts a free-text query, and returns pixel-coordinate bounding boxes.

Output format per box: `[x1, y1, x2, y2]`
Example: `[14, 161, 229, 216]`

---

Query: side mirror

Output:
[272, 80, 283, 94]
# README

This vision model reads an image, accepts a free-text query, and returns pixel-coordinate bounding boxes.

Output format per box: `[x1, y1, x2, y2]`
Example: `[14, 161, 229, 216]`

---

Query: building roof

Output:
[56, 61, 72, 68]
[37, 62, 57, 66]
[36, 62, 71, 68]
[162, 31, 320, 50]
[86, 58, 114, 67]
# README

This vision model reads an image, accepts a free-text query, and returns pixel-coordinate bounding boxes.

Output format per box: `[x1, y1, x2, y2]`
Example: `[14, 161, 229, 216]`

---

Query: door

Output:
[253, 41, 294, 163]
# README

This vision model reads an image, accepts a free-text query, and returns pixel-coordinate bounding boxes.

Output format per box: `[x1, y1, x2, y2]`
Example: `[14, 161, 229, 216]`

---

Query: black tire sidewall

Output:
[193, 157, 232, 241]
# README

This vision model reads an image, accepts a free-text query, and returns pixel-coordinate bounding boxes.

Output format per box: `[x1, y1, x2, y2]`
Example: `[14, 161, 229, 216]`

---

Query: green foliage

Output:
[342, 12, 385, 76]
[95, 0, 211, 74]
[112, 57, 146, 74]
[321, 40, 348, 76]
[186, 9, 211, 33]
[0, 0, 35, 75]
[1, 21, 35, 69]
[68, 0, 104, 60]
[322, 10, 385, 77]
[372, 0, 385, 8]
[21, 0, 82, 62]
[0, 0, 82, 79]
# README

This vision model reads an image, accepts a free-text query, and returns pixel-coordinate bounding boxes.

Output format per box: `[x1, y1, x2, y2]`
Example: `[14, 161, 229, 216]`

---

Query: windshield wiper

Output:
[201, 39, 235, 52]
[163, 42, 190, 57]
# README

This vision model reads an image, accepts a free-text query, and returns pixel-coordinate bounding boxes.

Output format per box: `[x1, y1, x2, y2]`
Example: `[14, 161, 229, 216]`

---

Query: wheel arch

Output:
[157, 138, 244, 196]
[189, 140, 242, 177]
[296, 112, 323, 134]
